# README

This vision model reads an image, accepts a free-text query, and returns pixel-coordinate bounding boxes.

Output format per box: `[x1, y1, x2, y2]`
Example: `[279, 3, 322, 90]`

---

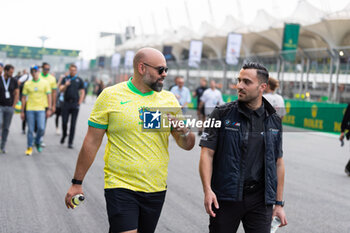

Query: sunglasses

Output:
[143, 63, 168, 75]
[43, 68, 50, 71]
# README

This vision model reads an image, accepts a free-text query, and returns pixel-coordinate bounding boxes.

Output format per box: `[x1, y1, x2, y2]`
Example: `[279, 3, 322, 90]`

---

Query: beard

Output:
[150, 79, 164, 92]
[143, 73, 164, 92]
[237, 87, 260, 103]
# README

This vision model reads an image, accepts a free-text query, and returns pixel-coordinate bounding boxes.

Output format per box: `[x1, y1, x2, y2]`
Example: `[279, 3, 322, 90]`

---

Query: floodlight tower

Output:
[39, 36, 49, 48]
[207, 0, 215, 25]
[184, 0, 193, 30]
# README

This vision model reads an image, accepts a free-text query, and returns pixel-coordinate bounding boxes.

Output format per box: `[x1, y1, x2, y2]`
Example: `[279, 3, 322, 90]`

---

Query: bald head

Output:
[132, 47, 167, 93]
[133, 47, 166, 71]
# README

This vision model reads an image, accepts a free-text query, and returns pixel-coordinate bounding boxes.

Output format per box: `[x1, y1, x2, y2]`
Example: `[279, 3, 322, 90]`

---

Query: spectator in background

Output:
[14, 71, 22, 81]
[0, 63, 3, 76]
[83, 79, 89, 102]
[199, 80, 224, 117]
[94, 79, 104, 97]
[263, 77, 286, 119]
[0, 64, 19, 153]
[21, 66, 51, 156]
[59, 64, 85, 149]
[193, 78, 208, 135]
[168, 76, 181, 91]
[55, 74, 65, 135]
[170, 76, 191, 114]
[18, 69, 32, 134]
[39, 62, 57, 147]
[39, 62, 57, 116]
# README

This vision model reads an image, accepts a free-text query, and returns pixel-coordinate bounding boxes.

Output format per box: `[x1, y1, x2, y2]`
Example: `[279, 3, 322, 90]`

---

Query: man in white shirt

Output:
[170, 77, 191, 114]
[263, 77, 286, 119]
[199, 80, 224, 117]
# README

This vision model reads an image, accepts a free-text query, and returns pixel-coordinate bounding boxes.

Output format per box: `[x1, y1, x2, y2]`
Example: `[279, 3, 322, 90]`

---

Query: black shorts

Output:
[105, 188, 166, 233]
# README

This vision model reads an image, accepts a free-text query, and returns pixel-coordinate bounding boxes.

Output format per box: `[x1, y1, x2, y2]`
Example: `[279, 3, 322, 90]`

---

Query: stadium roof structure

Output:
[115, 0, 350, 60]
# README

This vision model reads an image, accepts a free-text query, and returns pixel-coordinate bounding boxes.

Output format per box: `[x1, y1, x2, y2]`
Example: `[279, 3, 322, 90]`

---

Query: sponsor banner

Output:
[281, 23, 300, 61]
[0, 44, 79, 60]
[225, 33, 242, 65]
[111, 53, 121, 68]
[282, 100, 347, 133]
[188, 40, 203, 68]
[124, 50, 135, 68]
[89, 59, 97, 69]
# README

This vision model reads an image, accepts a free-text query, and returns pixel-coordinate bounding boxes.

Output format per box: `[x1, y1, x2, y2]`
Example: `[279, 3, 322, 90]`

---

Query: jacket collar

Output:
[262, 96, 277, 117]
[237, 97, 276, 118]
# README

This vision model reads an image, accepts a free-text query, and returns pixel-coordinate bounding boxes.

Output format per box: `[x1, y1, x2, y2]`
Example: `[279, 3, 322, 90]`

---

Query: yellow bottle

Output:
[71, 194, 85, 207]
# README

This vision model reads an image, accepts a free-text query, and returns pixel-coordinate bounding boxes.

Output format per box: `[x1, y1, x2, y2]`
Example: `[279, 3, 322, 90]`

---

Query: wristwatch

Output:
[71, 179, 83, 185]
[275, 200, 285, 207]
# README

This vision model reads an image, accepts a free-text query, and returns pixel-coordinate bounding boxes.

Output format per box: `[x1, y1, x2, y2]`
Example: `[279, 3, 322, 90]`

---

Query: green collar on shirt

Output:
[41, 72, 49, 78]
[127, 77, 154, 97]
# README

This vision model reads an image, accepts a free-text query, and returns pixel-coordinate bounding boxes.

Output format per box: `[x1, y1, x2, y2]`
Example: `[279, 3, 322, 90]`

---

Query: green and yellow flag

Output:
[282, 23, 300, 61]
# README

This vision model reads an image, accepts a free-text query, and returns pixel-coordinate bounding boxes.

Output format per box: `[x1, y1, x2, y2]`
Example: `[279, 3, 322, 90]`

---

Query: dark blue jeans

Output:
[26, 111, 46, 148]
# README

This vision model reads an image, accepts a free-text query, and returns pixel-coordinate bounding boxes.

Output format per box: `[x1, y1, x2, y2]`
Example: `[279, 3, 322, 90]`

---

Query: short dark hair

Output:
[42, 62, 49, 67]
[4, 64, 14, 72]
[242, 62, 269, 84]
[69, 63, 77, 69]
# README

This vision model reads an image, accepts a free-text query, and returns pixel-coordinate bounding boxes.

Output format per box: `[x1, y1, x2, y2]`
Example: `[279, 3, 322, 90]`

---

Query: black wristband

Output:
[275, 200, 285, 207]
[71, 179, 83, 185]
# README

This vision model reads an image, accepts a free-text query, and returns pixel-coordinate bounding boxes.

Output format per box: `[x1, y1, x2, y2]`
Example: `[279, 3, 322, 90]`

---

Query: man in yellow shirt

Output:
[39, 62, 57, 114]
[21, 66, 52, 156]
[65, 48, 195, 233]
[39, 62, 57, 146]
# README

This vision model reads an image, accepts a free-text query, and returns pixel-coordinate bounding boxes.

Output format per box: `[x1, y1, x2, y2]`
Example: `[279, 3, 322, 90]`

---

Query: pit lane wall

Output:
[282, 100, 347, 133]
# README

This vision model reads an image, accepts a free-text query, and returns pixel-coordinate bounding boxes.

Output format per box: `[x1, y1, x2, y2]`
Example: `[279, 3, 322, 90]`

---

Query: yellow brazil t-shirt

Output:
[39, 73, 57, 107]
[88, 78, 182, 193]
[22, 78, 51, 111]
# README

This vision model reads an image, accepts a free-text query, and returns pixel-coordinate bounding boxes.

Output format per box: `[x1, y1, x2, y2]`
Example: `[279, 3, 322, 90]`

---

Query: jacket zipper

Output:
[238, 121, 249, 201]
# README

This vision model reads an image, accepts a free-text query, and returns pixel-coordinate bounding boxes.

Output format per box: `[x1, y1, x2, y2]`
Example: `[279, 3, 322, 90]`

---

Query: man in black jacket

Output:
[59, 64, 85, 148]
[0, 64, 19, 153]
[199, 62, 287, 233]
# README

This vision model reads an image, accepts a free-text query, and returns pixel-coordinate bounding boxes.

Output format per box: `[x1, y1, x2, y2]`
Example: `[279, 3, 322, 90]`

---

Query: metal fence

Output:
[64, 46, 350, 103]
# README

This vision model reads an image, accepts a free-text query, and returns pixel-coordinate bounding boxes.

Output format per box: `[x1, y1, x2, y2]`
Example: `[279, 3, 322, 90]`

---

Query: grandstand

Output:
[88, 0, 350, 103]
